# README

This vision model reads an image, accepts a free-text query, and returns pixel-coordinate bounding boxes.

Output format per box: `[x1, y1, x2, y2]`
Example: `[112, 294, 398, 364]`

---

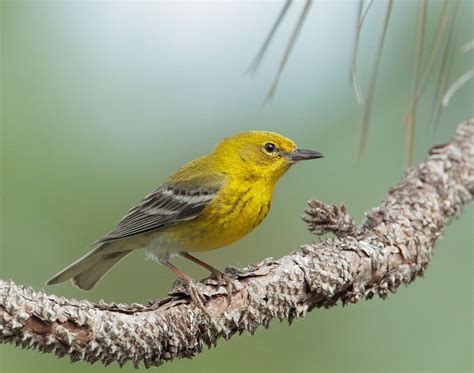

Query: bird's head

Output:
[211, 131, 323, 183]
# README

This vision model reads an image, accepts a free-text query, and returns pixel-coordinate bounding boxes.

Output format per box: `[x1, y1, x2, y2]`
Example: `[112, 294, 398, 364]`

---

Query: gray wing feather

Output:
[98, 183, 219, 243]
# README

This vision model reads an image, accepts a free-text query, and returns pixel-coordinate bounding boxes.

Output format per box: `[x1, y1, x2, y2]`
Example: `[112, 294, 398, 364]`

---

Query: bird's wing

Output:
[98, 176, 223, 243]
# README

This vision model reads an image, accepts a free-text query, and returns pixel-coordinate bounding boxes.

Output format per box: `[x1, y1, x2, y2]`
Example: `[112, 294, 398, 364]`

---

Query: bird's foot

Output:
[184, 281, 207, 312]
[174, 277, 208, 313]
[212, 270, 238, 306]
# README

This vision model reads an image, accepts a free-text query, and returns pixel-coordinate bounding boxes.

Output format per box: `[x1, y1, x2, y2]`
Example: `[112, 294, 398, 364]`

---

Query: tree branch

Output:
[1, 120, 473, 368]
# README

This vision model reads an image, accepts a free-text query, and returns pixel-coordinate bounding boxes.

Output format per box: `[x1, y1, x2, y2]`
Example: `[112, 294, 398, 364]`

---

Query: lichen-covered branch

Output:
[1, 120, 473, 368]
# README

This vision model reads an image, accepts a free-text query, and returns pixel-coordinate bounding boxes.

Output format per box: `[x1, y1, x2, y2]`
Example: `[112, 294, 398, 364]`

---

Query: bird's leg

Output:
[179, 252, 237, 304]
[160, 259, 206, 311]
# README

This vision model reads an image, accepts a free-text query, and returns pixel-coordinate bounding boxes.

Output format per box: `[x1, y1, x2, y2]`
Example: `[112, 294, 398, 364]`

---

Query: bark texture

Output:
[1, 120, 473, 368]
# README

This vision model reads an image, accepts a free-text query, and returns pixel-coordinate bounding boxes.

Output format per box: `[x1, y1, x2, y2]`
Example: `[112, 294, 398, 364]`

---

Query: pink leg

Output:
[179, 252, 236, 304]
[161, 259, 206, 310]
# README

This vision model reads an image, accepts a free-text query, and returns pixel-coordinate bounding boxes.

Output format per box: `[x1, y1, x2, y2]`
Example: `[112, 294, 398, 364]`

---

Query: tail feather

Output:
[46, 242, 132, 290]
[71, 250, 132, 290]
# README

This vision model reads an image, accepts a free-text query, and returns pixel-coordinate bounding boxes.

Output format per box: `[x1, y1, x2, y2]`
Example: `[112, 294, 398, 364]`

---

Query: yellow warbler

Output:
[47, 131, 323, 303]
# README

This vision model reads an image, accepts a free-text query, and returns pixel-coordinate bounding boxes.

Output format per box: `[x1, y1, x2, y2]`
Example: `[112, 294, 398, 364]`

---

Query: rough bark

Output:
[1, 120, 473, 368]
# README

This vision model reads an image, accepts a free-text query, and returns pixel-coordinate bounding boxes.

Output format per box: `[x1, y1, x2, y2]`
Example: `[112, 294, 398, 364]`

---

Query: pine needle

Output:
[442, 68, 474, 107]
[263, 0, 313, 104]
[358, 0, 393, 158]
[404, 0, 427, 166]
[460, 39, 474, 54]
[429, 1, 459, 131]
[404, 0, 451, 119]
[349, 0, 375, 104]
[246, 0, 293, 76]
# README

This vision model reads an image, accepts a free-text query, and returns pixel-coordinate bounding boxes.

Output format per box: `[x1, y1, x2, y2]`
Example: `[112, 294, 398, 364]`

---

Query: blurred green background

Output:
[1, 1, 472, 372]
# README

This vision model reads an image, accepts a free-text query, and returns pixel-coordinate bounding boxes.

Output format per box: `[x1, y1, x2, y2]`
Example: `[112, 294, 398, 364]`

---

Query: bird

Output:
[46, 131, 323, 306]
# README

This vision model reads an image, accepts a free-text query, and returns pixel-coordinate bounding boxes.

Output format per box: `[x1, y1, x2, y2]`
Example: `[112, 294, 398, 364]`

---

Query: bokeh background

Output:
[1, 1, 472, 372]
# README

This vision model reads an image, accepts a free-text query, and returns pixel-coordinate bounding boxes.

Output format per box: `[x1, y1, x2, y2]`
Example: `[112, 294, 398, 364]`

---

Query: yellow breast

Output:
[159, 178, 272, 252]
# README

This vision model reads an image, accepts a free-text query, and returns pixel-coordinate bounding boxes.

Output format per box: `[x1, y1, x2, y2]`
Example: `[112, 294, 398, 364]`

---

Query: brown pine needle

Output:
[246, 0, 293, 76]
[263, 0, 313, 104]
[358, 0, 393, 158]
[404, 0, 428, 166]
[429, 1, 459, 132]
[350, 0, 375, 105]
[359, 0, 376, 33]
[349, 0, 364, 104]
[404, 0, 451, 120]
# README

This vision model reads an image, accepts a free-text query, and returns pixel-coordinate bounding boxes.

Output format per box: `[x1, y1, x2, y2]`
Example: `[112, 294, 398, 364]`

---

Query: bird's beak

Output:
[286, 148, 324, 162]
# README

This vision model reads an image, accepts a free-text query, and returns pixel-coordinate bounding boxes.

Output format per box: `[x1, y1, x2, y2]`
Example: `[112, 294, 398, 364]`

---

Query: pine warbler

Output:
[47, 131, 323, 304]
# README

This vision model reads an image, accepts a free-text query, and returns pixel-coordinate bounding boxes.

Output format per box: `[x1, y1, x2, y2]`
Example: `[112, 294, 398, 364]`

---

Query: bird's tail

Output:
[46, 242, 133, 291]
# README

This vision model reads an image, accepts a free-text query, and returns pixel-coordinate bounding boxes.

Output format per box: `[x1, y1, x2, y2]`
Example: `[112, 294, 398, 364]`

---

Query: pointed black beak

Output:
[286, 148, 324, 162]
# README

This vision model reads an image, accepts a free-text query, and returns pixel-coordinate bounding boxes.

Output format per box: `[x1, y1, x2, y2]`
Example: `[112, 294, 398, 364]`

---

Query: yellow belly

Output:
[157, 179, 272, 252]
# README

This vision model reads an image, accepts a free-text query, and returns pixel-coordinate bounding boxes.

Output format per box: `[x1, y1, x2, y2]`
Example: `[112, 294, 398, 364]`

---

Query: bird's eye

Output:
[263, 142, 277, 153]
